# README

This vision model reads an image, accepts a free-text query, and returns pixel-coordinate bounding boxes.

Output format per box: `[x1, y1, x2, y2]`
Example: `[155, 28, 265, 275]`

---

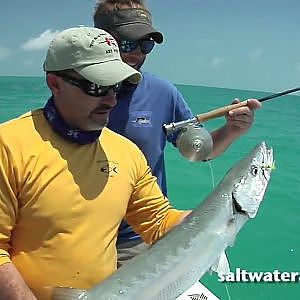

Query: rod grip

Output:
[196, 100, 248, 123]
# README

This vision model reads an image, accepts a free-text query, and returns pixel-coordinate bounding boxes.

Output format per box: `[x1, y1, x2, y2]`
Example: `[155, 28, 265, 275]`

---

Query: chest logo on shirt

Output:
[130, 111, 152, 127]
[98, 160, 119, 177]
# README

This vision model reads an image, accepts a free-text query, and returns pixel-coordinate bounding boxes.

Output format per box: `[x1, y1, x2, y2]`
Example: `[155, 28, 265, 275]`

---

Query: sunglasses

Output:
[55, 73, 121, 97]
[118, 39, 155, 55]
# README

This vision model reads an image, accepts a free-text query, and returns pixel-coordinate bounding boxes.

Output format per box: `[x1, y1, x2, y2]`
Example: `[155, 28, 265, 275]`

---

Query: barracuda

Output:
[54, 142, 274, 300]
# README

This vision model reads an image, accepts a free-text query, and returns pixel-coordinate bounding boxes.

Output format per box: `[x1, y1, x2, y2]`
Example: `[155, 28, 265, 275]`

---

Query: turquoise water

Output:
[0, 76, 299, 299]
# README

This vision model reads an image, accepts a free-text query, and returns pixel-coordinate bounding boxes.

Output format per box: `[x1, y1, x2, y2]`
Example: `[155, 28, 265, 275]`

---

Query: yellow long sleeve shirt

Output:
[0, 109, 184, 299]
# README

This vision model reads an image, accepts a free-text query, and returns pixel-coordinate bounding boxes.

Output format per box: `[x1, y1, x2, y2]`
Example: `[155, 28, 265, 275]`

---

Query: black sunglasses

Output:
[55, 73, 121, 97]
[118, 39, 155, 55]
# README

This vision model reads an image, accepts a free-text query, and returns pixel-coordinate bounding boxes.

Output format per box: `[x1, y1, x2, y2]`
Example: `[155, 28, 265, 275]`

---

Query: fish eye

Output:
[251, 165, 259, 176]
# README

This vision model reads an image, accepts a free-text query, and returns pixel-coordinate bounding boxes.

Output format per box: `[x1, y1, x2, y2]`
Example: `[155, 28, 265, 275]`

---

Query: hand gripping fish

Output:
[54, 142, 274, 300]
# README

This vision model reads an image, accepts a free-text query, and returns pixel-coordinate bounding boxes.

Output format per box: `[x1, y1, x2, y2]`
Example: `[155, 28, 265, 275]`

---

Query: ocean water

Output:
[0, 76, 299, 299]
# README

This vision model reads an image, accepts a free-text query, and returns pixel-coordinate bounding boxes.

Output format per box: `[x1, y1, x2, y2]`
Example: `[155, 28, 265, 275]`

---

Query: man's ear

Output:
[46, 73, 61, 94]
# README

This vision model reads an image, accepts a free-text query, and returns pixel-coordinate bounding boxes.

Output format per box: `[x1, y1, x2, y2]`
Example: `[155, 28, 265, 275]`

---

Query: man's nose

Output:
[99, 89, 118, 107]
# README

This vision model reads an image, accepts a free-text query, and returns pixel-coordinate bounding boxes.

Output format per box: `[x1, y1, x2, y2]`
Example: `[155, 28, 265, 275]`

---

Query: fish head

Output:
[231, 142, 274, 218]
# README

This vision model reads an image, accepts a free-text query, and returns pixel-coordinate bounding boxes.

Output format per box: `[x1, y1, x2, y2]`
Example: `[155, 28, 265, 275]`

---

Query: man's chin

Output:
[84, 119, 108, 131]
[86, 125, 106, 131]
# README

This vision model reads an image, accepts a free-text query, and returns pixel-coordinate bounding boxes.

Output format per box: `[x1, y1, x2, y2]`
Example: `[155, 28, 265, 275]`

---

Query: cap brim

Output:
[75, 59, 142, 86]
[113, 23, 163, 43]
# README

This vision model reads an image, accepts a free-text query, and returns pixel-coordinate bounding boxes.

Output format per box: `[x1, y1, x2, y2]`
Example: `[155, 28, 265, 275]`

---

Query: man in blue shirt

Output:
[93, 0, 261, 264]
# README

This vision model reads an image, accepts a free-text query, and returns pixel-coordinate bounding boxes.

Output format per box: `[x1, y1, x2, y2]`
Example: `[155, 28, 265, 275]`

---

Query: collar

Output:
[43, 97, 101, 145]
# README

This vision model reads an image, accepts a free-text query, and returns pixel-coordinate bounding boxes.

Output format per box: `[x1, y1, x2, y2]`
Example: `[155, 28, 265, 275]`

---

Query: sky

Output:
[1, 0, 300, 92]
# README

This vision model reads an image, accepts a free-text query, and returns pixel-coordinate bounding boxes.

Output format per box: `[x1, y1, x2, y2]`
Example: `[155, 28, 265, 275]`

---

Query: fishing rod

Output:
[163, 86, 300, 135]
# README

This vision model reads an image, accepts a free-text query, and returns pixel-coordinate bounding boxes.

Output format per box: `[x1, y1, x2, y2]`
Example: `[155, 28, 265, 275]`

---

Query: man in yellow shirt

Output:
[0, 27, 189, 300]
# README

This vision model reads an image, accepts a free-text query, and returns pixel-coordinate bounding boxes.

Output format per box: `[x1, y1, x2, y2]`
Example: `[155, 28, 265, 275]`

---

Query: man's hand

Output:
[208, 98, 262, 159]
[225, 98, 262, 136]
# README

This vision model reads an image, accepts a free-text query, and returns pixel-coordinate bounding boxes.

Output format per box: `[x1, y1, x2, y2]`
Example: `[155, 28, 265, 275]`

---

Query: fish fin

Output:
[210, 251, 230, 275]
[52, 287, 87, 300]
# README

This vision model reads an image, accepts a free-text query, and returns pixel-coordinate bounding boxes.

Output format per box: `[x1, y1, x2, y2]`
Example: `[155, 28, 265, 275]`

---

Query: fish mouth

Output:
[231, 142, 274, 219]
[232, 193, 248, 216]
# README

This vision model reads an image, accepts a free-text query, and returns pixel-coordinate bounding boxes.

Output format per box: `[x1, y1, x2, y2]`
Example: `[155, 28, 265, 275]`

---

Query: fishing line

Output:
[207, 160, 215, 189]
[206, 161, 234, 300]
[225, 284, 233, 300]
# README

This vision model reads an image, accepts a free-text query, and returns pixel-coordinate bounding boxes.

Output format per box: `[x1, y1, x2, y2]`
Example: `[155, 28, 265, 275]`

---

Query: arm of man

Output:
[208, 99, 261, 159]
[0, 138, 37, 300]
[125, 149, 193, 244]
[0, 263, 37, 300]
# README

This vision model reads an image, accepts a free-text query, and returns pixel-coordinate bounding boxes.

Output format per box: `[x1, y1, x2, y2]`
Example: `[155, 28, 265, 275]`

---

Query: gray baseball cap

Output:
[43, 27, 142, 85]
[94, 8, 163, 43]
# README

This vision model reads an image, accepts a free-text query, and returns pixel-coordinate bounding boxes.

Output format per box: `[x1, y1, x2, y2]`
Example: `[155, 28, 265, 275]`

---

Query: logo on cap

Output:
[89, 33, 117, 48]
[104, 36, 117, 47]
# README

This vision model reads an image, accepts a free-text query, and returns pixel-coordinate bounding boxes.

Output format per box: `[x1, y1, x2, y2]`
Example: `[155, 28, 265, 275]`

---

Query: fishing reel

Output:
[175, 124, 213, 162]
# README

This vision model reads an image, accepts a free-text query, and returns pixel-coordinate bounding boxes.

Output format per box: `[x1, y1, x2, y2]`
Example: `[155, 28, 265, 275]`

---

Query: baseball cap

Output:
[43, 26, 142, 86]
[94, 8, 163, 43]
